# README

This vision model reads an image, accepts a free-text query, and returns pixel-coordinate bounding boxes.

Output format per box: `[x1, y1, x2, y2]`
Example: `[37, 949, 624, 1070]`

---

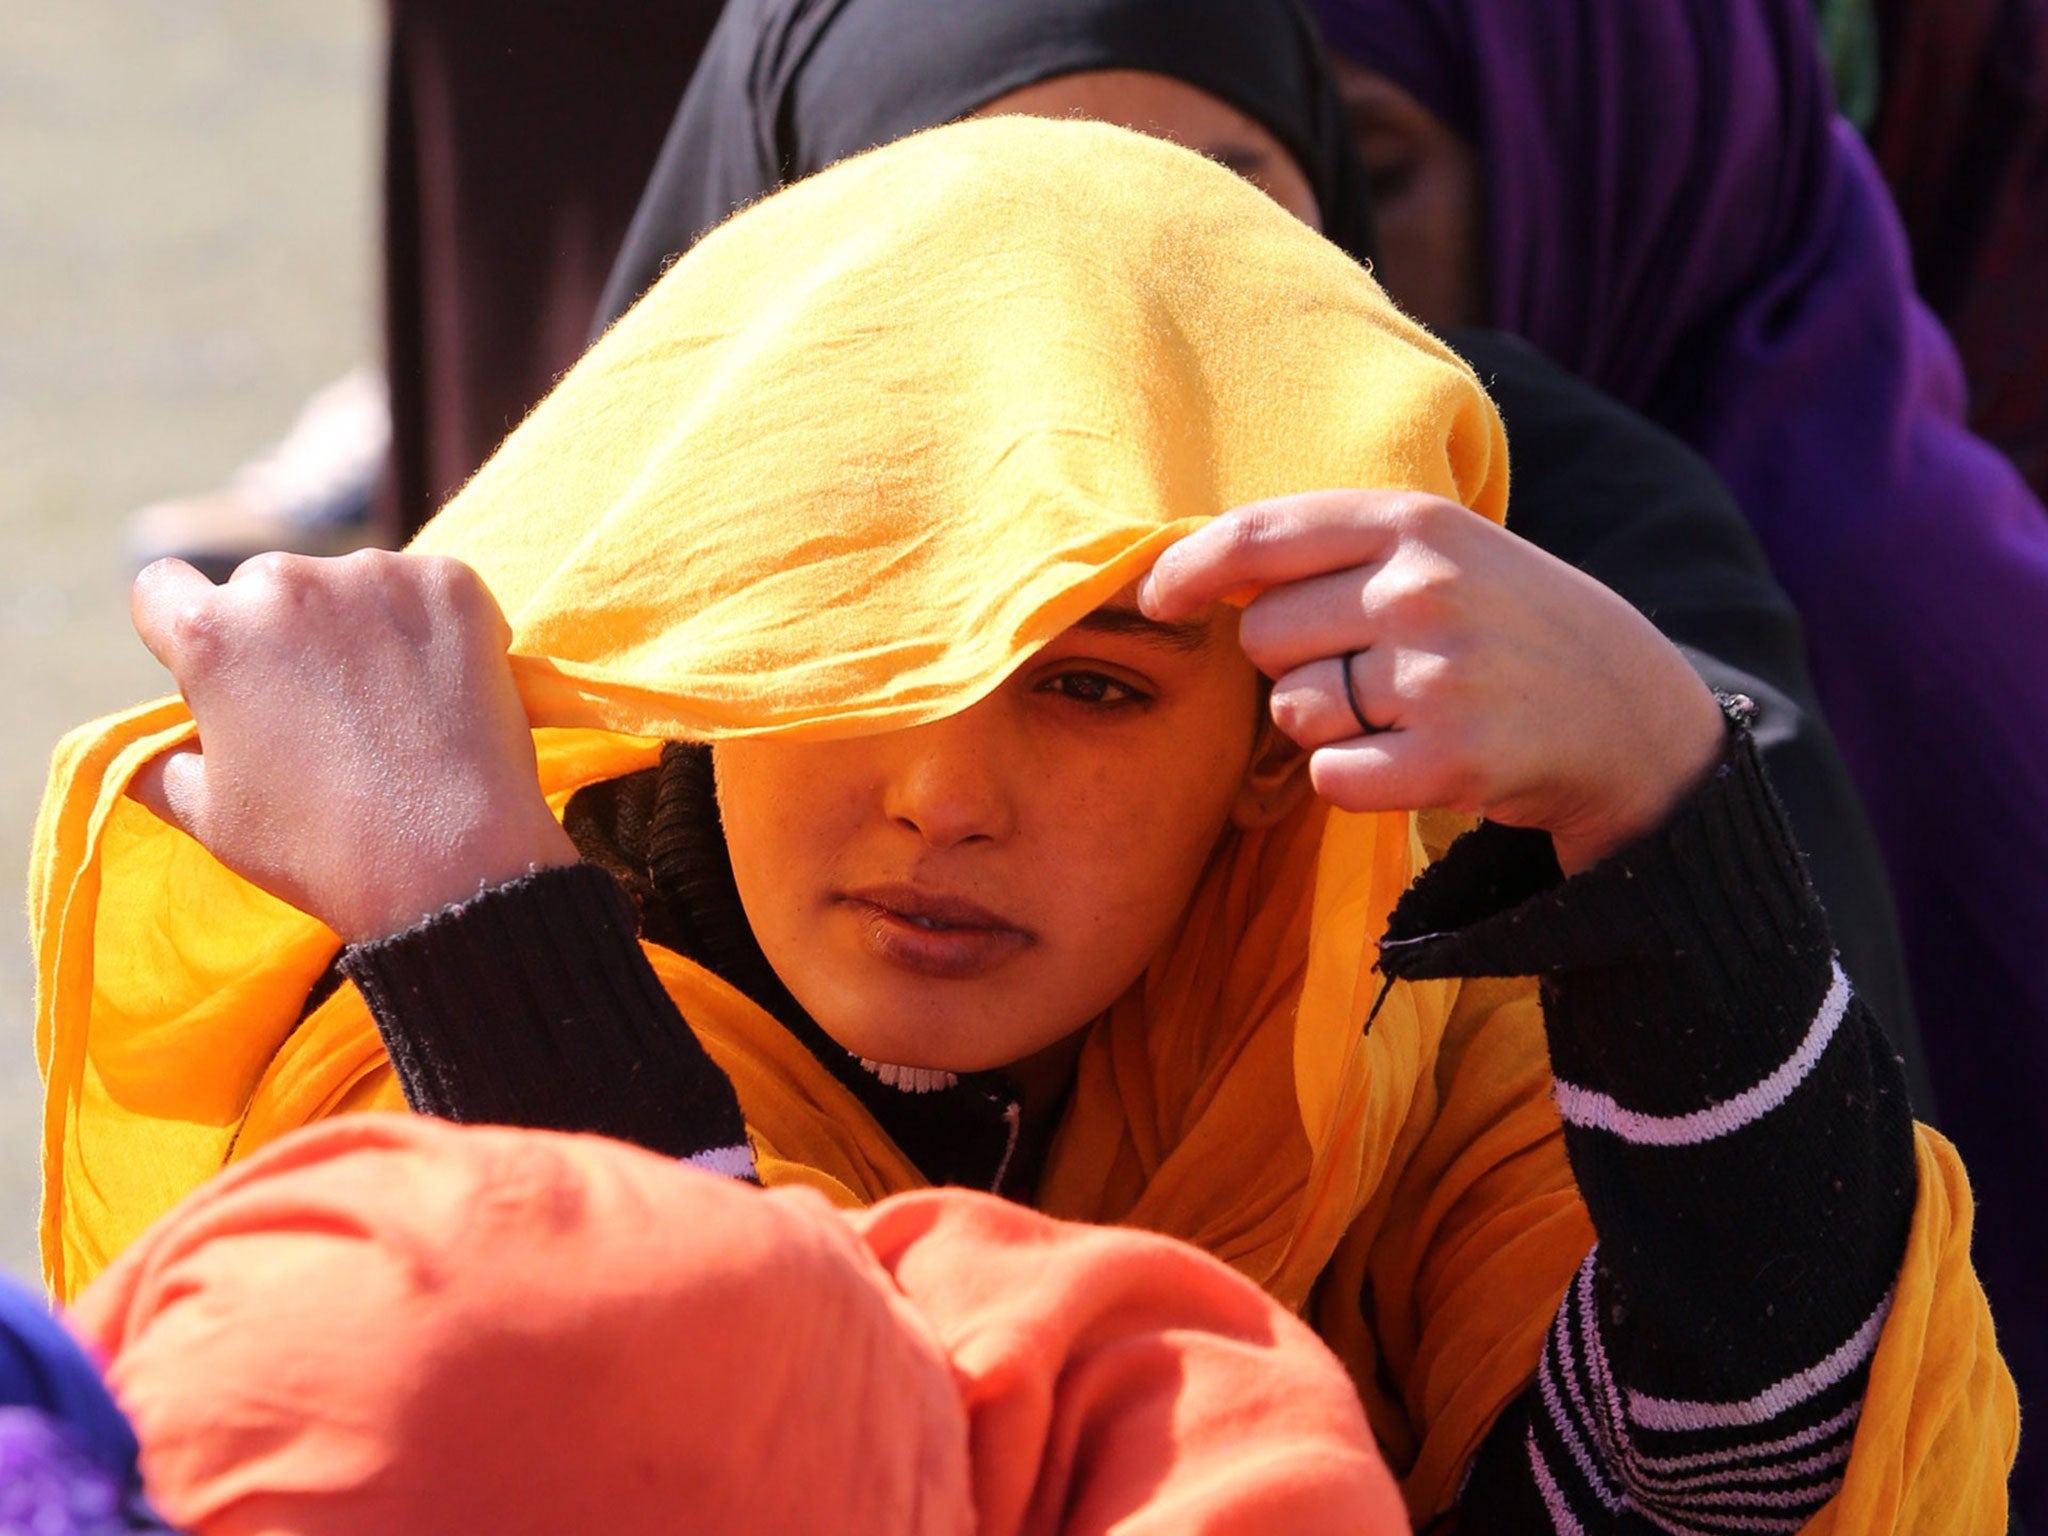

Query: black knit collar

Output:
[776, 1005, 1036, 1196]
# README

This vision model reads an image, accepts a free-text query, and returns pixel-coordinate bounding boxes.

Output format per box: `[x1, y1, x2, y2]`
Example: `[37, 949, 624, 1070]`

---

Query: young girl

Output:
[597, 0, 1932, 1117]
[36, 119, 2010, 1531]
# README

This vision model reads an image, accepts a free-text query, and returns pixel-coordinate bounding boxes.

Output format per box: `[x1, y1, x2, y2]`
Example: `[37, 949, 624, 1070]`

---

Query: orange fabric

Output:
[69, 1115, 1409, 1536]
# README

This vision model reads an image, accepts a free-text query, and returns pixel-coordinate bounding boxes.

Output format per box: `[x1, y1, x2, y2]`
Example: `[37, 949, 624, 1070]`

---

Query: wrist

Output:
[337, 811, 581, 944]
[1549, 686, 1733, 876]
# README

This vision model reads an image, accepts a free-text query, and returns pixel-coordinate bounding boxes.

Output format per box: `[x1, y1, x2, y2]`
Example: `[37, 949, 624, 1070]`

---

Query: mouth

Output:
[837, 884, 1034, 981]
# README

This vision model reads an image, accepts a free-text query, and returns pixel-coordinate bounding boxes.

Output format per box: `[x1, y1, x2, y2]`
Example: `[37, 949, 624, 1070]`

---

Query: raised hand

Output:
[128, 550, 577, 942]
[1139, 490, 1725, 874]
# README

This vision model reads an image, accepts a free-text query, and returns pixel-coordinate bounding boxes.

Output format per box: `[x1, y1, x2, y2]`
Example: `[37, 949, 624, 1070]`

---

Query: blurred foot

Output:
[126, 368, 389, 581]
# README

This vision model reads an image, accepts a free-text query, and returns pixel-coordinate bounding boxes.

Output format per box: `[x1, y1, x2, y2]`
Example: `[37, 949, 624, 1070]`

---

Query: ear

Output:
[1231, 714, 1312, 830]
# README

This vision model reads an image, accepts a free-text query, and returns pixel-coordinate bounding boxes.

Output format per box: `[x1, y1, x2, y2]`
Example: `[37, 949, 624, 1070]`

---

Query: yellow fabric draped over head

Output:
[35, 115, 1507, 1301]
[31, 116, 2010, 1529]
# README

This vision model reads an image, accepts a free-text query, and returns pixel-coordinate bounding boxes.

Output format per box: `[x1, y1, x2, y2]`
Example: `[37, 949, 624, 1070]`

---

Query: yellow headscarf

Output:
[35, 116, 1504, 1296]
[31, 117, 2010, 1528]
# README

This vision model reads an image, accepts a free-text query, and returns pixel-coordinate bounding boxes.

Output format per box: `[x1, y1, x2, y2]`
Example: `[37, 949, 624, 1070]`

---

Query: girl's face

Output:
[714, 595, 1306, 1074]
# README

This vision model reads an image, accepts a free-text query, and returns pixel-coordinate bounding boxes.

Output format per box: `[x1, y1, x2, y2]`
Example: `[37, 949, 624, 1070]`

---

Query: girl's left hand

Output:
[1138, 490, 1726, 874]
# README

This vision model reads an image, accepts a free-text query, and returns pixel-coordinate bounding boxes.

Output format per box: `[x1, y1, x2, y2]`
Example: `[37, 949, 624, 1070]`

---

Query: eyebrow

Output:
[1071, 605, 1215, 654]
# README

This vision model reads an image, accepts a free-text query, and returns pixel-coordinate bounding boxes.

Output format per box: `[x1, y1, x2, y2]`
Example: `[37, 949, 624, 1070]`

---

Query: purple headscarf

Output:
[1313, 0, 2048, 1517]
[1, 1277, 173, 1532]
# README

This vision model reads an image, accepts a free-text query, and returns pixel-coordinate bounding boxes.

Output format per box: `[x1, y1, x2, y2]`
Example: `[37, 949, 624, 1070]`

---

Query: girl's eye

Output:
[1040, 670, 1150, 708]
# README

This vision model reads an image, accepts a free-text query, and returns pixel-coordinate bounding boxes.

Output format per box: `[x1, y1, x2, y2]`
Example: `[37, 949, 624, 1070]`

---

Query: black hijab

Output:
[593, 0, 1377, 329]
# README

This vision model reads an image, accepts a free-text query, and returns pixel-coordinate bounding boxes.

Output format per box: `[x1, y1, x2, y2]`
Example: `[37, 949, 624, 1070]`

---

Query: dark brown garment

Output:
[376, 1, 727, 540]
[1872, 0, 2048, 498]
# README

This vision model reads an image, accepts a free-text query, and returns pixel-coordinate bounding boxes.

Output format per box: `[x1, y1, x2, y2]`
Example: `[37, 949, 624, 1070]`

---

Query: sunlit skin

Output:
[715, 594, 1305, 1102]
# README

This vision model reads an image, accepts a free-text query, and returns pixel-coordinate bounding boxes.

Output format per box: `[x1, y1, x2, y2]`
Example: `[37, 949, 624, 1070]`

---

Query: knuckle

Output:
[414, 553, 481, 605]
[1383, 490, 1446, 531]
[330, 546, 392, 583]
[1267, 680, 1318, 742]
[1379, 574, 1444, 626]
[1218, 503, 1285, 559]
[1393, 650, 1450, 707]
[1234, 600, 1285, 663]
[1308, 748, 1384, 811]
[424, 559, 505, 638]
[163, 598, 223, 663]
[228, 550, 306, 591]
[1382, 557, 1467, 624]
[1306, 749, 1353, 802]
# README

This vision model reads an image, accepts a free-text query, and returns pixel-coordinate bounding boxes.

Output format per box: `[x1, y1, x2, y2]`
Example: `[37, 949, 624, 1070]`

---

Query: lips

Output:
[838, 883, 1034, 981]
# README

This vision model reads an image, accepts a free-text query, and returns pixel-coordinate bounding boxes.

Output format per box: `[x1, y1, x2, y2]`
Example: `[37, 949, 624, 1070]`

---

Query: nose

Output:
[878, 706, 1016, 850]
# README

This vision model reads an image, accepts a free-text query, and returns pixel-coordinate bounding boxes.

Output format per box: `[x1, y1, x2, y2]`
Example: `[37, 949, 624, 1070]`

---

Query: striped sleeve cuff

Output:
[1378, 731, 1921, 1153]
[1407, 732, 1919, 1533]
[1513, 1247, 1886, 1535]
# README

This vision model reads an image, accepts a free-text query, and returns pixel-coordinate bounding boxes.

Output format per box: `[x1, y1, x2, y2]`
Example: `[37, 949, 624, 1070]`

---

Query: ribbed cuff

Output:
[340, 863, 752, 1163]
[1384, 729, 1916, 1419]
[1381, 729, 1834, 1112]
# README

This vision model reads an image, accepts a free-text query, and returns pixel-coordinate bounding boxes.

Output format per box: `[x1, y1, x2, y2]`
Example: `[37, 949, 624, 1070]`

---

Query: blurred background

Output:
[0, 0, 378, 1278]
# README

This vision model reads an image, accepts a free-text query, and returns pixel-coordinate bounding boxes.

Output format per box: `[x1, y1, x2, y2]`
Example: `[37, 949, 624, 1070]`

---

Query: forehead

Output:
[1060, 582, 1219, 655]
[1068, 603, 1214, 654]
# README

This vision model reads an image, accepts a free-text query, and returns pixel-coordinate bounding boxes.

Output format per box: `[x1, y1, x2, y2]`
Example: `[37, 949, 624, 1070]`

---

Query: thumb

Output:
[130, 557, 221, 683]
[129, 744, 210, 844]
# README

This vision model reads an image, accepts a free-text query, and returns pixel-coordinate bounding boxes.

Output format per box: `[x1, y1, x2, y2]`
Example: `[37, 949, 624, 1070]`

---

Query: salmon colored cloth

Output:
[30, 116, 2013, 1528]
[69, 1115, 1408, 1536]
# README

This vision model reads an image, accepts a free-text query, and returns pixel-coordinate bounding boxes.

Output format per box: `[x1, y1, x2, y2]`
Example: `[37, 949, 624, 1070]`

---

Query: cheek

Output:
[1031, 716, 1249, 952]
[713, 742, 863, 921]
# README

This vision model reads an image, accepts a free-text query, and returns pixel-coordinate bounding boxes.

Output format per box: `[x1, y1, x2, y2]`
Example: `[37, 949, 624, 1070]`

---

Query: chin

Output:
[806, 989, 1050, 1078]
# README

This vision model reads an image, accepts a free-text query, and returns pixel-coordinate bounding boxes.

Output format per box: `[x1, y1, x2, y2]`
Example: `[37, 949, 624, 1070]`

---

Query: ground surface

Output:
[0, 1, 377, 1281]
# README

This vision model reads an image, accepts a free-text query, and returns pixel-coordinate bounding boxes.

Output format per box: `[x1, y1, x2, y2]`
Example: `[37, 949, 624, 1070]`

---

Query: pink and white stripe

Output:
[1551, 961, 1851, 1146]
[1627, 1292, 1891, 1433]
[682, 1142, 758, 1180]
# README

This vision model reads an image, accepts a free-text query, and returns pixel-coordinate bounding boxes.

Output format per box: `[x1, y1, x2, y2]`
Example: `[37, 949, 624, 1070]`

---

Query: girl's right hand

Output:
[128, 549, 578, 943]
[1139, 490, 1727, 874]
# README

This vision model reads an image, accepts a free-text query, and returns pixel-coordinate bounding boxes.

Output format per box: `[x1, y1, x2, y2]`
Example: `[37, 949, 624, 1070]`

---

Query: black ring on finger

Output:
[1339, 649, 1386, 736]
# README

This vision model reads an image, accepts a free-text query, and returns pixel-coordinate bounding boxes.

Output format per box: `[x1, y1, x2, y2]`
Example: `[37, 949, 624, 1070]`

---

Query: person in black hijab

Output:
[595, 0, 1374, 321]
[589, 0, 1934, 1120]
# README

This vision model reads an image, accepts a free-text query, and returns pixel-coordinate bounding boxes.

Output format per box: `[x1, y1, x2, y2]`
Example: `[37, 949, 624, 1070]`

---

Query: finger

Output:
[1138, 492, 1421, 620]
[130, 558, 222, 680]
[1270, 652, 1397, 750]
[417, 552, 517, 654]
[1236, 564, 1386, 678]
[128, 745, 209, 841]
[1307, 733, 1479, 819]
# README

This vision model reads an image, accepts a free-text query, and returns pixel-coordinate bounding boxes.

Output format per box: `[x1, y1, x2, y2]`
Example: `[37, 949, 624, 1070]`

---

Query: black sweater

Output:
[1449, 329, 1928, 1120]
[338, 729, 1915, 1533]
